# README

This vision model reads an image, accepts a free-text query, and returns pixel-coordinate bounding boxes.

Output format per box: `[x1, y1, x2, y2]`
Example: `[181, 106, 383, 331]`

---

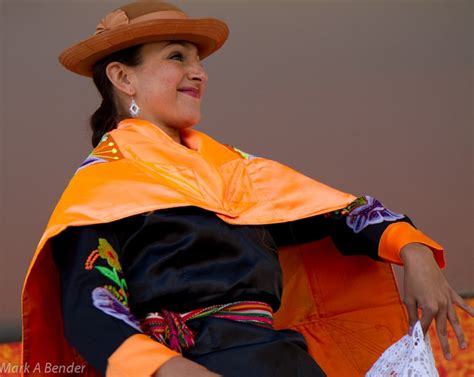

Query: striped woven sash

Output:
[140, 301, 273, 353]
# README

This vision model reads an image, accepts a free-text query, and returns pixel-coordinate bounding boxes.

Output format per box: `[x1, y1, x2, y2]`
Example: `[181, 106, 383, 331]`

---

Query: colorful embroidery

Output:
[91, 287, 142, 331]
[224, 144, 258, 160]
[342, 195, 405, 233]
[85, 237, 141, 329]
[141, 301, 273, 353]
[75, 133, 124, 174]
[84, 249, 99, 270]
[325, 196, 368, 220]
[97, 237, 122, 272]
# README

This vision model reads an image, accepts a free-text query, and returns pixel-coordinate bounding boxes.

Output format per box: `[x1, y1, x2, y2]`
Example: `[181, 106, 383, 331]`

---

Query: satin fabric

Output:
[52, 205, 332, 375]
[182, 317, 326, 377]
[21, 118, 407, 376]
[119, 207, 282, 317]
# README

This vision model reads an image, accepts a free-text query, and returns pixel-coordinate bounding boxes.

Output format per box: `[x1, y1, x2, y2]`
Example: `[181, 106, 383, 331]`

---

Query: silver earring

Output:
[129, 97, 140, 117]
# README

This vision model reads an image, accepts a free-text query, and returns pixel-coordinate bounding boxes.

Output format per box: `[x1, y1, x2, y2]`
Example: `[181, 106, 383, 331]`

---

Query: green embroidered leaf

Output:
[95, 266, 121, 286]
[121, 278, 128, 290]
[113, 268, 120, 284]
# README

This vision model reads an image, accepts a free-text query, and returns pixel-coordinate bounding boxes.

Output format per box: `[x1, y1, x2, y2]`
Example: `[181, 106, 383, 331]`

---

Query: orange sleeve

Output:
[378, 221, 445, 268]
[106, 333, 181, 377]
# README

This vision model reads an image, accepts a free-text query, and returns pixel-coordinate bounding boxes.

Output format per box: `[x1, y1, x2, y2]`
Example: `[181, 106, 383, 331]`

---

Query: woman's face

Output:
[126, 41, 208, 132]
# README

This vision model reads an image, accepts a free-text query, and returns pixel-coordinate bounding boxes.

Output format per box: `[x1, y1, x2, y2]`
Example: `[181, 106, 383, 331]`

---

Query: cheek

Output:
[137, 63, 201, 122]
[145, 65, 181, 94]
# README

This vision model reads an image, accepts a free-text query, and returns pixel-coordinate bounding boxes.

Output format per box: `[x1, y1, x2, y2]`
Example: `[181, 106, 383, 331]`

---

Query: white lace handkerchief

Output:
[366, 321, 439, 376]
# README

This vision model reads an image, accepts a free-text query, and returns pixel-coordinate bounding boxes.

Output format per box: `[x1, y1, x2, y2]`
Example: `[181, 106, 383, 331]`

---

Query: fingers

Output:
[451, 291, 474, 317]
[419, 303, 436, 335]
[447, 301, 467, 350]
[435, 305, 451, 360]
[404, 298, 419, 335]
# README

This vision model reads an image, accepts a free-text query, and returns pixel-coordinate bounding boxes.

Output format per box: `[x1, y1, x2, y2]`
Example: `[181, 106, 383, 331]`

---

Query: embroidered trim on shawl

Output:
[76, 134, 124, 174]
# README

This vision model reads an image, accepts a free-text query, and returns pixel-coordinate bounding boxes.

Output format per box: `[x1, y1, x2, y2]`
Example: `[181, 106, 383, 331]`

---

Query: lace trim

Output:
[366, 321, 438, 376]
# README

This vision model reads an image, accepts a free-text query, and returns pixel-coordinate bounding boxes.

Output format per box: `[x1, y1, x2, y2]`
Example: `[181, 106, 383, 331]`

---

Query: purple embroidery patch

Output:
[92, 287, 142, 332]
[346, 195, 405, 233]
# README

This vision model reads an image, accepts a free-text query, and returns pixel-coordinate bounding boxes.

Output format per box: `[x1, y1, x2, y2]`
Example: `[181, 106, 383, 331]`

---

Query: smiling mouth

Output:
[177, 88, 200, 99]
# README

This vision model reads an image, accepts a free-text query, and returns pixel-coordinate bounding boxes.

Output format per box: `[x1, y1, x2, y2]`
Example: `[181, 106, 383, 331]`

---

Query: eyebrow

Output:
[163, 41, 193, 50]
[163, 40, 200, 60]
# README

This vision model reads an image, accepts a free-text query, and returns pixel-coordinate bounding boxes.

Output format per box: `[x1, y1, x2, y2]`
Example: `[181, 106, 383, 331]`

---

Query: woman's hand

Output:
[401, 242, 474, 360]
[154, 356, 223, 377]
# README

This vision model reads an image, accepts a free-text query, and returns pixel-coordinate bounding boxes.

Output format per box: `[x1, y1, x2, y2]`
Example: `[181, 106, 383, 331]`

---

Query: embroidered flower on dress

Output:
[84, 249, 99, 270]
[97, 238, 122, 272]
[102, 284, 127, 304]
[326, 196, 368, 220]
[92, 287, 142, 332]
[346, 195, 405, 233]
[85, 237, 137, 329]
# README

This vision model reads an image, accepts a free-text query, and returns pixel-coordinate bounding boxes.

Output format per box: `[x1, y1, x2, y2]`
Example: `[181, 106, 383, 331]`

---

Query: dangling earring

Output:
[129, 96, 140, 117]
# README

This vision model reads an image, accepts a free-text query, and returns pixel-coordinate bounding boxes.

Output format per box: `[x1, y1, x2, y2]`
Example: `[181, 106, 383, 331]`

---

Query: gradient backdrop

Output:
[0, 0, 472, 342]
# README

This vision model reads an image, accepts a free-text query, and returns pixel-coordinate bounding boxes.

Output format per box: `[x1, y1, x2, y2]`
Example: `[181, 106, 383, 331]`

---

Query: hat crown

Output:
[95, 1, 187, 36]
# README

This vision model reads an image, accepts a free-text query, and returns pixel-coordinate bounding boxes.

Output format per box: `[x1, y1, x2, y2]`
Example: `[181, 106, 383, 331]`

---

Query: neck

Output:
[138, 115, 183, 145]
[158, 124, 182, 145]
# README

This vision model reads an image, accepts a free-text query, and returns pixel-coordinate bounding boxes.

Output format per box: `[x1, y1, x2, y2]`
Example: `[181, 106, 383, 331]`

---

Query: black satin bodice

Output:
[115, 206, 283, 317]
[51, 201, 411, 375]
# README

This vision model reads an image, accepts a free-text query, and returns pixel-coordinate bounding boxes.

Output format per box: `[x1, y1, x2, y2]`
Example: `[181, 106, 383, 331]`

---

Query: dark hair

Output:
[90, 44, 144, 147]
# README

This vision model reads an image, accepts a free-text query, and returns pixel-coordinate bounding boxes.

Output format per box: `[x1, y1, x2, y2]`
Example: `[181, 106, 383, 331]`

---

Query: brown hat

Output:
[58, 0, 229, 77]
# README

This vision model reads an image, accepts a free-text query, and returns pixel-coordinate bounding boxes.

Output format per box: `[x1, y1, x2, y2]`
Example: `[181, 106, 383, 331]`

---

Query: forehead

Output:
[143, 40, 199, 55]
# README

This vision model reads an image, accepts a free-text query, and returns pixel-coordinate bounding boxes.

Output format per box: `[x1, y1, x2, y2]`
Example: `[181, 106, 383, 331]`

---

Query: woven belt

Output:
[140, 300, 274, 353]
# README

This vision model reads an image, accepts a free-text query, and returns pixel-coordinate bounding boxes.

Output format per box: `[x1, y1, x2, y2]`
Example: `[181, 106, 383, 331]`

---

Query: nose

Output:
[188, 61, 208, 84]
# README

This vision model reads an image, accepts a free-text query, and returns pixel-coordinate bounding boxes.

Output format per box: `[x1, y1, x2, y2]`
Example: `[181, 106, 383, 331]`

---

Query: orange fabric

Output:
[21, 118, 443, 376]
[429, 297, 474, 377]
[379, 222, 445, 268]
[8, 299, 474, 376]
[274, 238, 408, 375]
[0, 342, 21, 376]
[106, 334, 180, 377]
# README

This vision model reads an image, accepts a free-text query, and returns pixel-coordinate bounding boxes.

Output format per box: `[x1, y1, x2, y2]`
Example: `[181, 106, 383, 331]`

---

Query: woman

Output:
[21, 1, 473, 376]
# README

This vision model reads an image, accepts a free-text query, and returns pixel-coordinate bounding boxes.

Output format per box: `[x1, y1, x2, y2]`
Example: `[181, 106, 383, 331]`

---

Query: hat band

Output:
[95, 9, 188, 35]
[132, 10, 188, 23]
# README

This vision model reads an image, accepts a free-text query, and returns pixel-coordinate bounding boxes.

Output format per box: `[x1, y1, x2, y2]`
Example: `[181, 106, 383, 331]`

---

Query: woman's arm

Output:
[266, 194, 443, 265]
[400, 243, 474, 360]
[52, 225, 181, 376]
[324, 196, 473, 360]
[266, 195, 473, 360]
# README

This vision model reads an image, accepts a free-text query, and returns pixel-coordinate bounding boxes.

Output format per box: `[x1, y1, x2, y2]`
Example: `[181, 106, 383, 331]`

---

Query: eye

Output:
[169, 52, 184, 62]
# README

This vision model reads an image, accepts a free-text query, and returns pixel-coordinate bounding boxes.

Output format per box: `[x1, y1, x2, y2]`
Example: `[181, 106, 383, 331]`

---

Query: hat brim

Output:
[59, 18, 229, 77]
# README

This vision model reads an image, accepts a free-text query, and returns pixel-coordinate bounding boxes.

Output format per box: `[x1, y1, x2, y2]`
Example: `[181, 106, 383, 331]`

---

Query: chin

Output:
[177, 114, 201, 128]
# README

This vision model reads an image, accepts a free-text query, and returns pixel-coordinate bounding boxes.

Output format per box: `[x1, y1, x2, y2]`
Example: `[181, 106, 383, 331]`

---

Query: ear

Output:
[105, 62, 136, 97]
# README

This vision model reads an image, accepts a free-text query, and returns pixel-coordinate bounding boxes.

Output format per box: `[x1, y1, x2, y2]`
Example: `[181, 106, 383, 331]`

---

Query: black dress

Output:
[51, 199, 413, 376]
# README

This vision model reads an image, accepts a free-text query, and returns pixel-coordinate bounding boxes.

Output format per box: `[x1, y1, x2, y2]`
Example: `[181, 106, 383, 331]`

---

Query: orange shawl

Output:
[21, 118, 418, 376]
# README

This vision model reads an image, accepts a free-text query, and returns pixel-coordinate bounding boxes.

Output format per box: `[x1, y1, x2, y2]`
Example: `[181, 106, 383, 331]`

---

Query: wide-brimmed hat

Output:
[58, 0, 229, 77]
